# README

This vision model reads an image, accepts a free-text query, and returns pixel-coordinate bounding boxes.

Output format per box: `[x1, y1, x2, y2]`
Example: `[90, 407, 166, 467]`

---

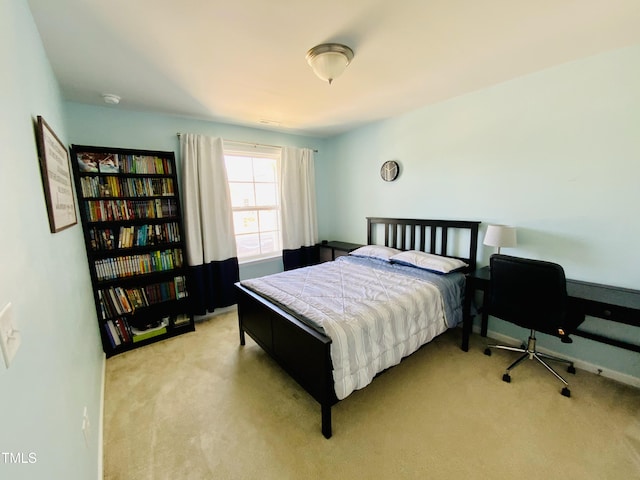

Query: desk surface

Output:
[566, 280, 640, 310]
[469, 266, 640, 310]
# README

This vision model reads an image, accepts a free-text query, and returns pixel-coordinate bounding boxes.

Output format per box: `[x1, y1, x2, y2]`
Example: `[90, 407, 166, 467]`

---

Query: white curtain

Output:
[180, 134, 238, 312]
[280, 146, 318, 250]
[181, 134, 236, 262]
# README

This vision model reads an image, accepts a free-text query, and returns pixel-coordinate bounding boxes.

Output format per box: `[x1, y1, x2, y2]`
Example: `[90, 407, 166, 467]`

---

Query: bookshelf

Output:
[70, 144, 195, 357]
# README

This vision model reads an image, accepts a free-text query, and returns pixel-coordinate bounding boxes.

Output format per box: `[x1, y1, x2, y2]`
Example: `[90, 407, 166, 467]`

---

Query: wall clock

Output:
[380, 160, 400, 182]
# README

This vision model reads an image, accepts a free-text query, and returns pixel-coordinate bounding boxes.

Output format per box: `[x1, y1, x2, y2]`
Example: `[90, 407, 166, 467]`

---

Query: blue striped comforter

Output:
[241, 255, 465, 400]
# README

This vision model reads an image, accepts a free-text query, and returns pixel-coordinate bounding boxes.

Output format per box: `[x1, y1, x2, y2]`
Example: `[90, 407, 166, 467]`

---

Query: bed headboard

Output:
[366, 217, 481, 272]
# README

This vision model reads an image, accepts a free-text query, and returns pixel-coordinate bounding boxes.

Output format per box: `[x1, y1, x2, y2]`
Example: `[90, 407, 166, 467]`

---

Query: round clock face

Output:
[380, 160, 400, 182]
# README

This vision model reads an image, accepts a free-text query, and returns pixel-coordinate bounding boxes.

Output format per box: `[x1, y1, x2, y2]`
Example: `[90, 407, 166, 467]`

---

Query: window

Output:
[224, 146, 281, 262]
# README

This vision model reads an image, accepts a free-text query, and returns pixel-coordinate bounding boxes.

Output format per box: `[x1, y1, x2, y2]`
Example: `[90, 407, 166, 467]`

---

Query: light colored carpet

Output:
[104, 309, 640, 480]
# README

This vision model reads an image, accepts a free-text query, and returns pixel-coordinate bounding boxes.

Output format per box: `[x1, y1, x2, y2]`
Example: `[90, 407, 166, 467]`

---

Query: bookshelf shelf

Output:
[71, 144, 195, 357]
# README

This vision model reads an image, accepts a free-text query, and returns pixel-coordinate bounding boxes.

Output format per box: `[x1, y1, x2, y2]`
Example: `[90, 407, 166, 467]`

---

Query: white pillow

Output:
[349, 245, 401, 262]
[390, 250, 468, 274]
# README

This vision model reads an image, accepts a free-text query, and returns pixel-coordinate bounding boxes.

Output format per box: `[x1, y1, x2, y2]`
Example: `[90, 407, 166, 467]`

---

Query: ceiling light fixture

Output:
[306, 43, 354, 85]
[102, 93, 121, 105]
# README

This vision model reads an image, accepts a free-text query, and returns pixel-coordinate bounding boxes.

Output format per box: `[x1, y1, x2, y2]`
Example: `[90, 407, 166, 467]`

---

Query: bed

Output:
[235, 217, 480, 438]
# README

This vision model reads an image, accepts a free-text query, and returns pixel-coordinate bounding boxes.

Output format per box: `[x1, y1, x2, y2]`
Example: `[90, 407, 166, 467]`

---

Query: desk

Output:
[461, 266, 640, 353]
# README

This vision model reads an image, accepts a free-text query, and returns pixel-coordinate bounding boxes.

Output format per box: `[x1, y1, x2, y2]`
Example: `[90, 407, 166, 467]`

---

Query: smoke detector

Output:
[102, 93, 121, 105]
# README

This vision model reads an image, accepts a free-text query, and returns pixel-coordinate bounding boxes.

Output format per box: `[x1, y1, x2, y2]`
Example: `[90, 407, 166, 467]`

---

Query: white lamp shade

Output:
[483, 225, 517, 249]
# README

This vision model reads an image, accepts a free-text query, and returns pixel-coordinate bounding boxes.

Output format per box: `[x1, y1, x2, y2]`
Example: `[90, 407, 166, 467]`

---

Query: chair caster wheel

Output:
[567, 365, 576, 374]
[561, 387, 571, 397]
[484, 348, 492, 356]
[502, 373, 511, 383]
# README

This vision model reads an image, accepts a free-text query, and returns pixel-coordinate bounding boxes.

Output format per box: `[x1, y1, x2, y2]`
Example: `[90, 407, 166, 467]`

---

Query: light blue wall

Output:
[319, 45, 640, 381]
[64, 103, 326, 279]
[0, 1, 104, 479]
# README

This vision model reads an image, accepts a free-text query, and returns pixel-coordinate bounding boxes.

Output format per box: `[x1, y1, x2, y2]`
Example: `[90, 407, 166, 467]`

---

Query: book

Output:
[99, 183, 112, 197]
[104, 322, 116, 348]
[174, 276, 188, 299]
[125, 288, 146, 310]
[115, 287, 133, 313]
[172, 313, 191, 327]
[115, 318, 131, 343]
[105, 320, 122, 346]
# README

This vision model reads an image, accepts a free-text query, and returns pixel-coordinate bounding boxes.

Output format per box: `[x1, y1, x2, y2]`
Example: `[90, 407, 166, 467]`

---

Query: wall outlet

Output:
[0, 303, 21, 369]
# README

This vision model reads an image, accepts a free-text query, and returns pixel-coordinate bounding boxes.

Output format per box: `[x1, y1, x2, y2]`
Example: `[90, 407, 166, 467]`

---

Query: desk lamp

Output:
[484, 225, 517, 254]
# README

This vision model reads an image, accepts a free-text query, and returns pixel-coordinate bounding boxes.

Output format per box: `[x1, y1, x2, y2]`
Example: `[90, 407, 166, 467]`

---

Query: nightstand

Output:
[318, 241, 363, 262]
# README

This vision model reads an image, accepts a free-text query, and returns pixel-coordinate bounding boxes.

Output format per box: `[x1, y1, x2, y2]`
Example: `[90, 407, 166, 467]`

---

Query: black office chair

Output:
[483, 254, 585, 397]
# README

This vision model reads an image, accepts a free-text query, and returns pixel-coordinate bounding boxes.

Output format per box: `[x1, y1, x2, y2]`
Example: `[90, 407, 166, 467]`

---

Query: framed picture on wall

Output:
[35, 115, 77, 233]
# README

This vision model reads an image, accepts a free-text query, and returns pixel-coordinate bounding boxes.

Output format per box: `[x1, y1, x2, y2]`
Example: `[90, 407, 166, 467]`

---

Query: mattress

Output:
[240, 255, 465, 400]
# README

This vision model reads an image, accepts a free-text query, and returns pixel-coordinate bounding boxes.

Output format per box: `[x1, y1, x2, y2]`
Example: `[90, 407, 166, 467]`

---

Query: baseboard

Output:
[195, 305, 237, 322]
[98, 353, 106, 480]
[474, 326, 640, 389]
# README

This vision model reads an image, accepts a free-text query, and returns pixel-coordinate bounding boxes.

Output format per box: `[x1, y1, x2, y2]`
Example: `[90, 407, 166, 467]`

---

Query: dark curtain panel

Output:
[188, 258, 240, 315]
[282, 245, 320, 271]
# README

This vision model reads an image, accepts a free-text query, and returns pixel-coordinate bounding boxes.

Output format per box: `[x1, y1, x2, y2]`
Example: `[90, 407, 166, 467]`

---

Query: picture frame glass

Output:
[36, 116, 77, 233]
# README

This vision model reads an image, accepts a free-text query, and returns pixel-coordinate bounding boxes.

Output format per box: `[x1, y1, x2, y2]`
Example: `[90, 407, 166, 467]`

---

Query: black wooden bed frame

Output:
[235, 217, 480, 438]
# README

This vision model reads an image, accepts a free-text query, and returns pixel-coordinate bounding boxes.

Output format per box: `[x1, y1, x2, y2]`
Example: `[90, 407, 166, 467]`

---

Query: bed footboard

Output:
[235, 283, 338, 438]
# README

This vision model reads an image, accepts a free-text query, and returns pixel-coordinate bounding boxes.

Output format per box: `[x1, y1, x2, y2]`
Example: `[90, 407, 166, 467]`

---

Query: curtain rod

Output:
[176, 133, 318, 153]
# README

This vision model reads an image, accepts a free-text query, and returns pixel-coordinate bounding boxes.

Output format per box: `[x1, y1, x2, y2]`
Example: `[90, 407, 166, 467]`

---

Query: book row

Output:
[94, 248, 184, 281]
[79, 175, 175, 198]
[97, 276, 188, 319]
[77, 152, 173, 175]
[85, 198, 177, 222]
[103, 314, 191, 348]
[144, 275, 188, 303]
[89, 222, 181, 251]
[120, 154, 174, 175]
[104, 317, 133, 347]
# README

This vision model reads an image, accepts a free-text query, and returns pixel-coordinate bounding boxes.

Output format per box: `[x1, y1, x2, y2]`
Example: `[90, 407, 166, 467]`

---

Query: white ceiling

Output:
[27, 0, 640, 138]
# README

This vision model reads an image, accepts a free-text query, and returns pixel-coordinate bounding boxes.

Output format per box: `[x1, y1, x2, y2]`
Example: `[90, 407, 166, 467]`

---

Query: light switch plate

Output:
[0, 303, 21, 368]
